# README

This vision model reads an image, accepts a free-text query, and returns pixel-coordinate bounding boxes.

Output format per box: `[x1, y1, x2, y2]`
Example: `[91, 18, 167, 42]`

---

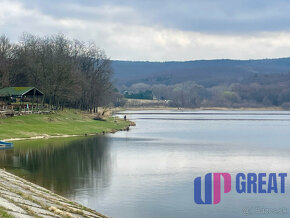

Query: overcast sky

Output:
[1, 0, 290, 61]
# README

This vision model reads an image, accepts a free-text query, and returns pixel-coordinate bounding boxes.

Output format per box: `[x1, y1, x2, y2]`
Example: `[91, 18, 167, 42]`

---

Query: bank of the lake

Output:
[119, 98, 287, 111]
[0, 169, 107, 217]
[116, 106, 285, 112]
[0, 109, 132, 141]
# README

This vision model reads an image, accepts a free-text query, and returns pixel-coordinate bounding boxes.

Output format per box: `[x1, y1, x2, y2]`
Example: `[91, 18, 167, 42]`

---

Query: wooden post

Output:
[42, 95, 45, 111]
[32, 88, 36, 112]
[37, 95, 39, 111]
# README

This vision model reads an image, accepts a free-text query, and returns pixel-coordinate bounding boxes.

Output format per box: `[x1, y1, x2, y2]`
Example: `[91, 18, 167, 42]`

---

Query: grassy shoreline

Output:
[0, 109, 132, 141]
[1, 106, 286, 141]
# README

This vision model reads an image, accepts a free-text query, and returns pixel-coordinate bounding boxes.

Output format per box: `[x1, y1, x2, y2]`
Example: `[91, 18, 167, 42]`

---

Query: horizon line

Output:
[112, 56, 290, 63]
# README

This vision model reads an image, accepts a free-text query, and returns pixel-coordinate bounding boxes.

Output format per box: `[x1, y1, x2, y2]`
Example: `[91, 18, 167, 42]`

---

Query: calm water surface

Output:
[1, 110, 290, 218]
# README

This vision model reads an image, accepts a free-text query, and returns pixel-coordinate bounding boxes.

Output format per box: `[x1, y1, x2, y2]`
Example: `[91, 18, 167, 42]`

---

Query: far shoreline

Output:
[114, 106, 287, 112]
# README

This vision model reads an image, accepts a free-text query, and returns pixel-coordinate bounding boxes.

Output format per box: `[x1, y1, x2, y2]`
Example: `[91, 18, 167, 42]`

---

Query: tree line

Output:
[0, 33, 115, 112]
[120, 72, 290, 109]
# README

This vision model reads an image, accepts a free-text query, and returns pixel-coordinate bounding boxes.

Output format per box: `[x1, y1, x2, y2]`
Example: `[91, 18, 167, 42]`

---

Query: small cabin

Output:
[0, 87, 44, 110]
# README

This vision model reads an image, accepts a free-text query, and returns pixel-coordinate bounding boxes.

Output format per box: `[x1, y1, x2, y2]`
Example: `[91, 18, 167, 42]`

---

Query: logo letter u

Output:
[194, 173, 212, 204]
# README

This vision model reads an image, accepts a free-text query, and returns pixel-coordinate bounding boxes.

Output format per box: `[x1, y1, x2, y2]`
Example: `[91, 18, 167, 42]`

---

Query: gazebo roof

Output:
[0, 87, 44, 97]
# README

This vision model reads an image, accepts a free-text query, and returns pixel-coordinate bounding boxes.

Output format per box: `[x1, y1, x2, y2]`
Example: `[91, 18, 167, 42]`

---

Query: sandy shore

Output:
[3, 134, 85, 142]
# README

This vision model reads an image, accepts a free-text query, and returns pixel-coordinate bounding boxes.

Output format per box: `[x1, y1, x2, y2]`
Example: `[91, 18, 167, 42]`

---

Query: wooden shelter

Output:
[0, 87, 44, 110]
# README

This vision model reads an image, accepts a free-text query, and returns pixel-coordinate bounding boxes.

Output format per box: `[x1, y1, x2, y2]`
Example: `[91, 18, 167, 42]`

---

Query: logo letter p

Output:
[213, 173, 231, 204]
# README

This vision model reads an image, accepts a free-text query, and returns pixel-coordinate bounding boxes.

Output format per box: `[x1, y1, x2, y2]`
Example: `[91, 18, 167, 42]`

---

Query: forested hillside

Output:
[112, 59, 290, 108]
[112, 59, 290, 86]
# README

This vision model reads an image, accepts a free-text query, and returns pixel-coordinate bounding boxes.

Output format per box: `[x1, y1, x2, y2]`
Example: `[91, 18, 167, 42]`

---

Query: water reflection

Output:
[1, 111, 290, 218]
[0, 136, 112, 197]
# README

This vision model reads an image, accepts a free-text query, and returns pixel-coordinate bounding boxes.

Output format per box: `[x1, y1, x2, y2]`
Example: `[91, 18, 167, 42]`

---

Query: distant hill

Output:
[112, 58, 290, 87]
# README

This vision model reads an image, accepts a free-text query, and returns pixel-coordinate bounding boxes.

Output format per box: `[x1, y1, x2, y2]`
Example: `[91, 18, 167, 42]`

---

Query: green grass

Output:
[0, 109, 130, 140]
[0, 207, 13, 218]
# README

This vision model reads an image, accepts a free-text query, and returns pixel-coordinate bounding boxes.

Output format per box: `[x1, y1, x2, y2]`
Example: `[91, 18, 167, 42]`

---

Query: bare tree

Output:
[0, 35, 13, 87]
[8, 33, 114, 110]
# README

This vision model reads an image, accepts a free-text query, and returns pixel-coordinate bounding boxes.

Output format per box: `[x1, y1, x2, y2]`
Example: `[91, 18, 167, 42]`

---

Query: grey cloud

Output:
[2, 0, 290, 61]
[18, 0, 290, 33]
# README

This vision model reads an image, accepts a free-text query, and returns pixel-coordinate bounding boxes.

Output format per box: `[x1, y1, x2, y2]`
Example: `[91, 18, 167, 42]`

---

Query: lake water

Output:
[0, 110, 290, 218]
